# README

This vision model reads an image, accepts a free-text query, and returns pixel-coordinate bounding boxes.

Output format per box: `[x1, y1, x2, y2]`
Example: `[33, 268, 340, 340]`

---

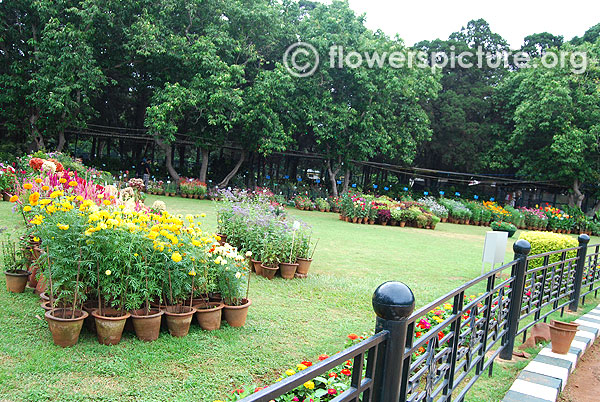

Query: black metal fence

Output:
[241, 235, 597, 402]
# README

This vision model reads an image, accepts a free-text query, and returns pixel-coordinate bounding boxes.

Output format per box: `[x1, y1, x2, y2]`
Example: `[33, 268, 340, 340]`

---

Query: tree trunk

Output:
[569, 179, 585, 208]
[199, 149, 209, 183]
[56, 129, 66, 152]
[156, 139, 180, 182]
[218, 150, 246, 188]
[30, 111, 44, 151]
[326, 159, 340, 197]
[343, 167, 350, 193]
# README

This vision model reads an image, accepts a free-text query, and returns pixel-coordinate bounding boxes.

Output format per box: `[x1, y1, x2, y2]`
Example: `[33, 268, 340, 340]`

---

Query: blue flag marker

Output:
[352, 183, 357, 188]
[474, 195, 479, 200]
[439, 191, 445, 195]
[424, 191, 429, 196]
[403, 187, 408, 191]
[490, 197, 495, 201]
[373, 184, 378, 189]
[337, 180, 342, 185]
[297, 177, 302, 182]
[265, 175, 270, 179]
[283, 175, 289, 179]
[315, 179, 320, 184]
[384, 186, 389, 191]
[455, 192, 460, 196]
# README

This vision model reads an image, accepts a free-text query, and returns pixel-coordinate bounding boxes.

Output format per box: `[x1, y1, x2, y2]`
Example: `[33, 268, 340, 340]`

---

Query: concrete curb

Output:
[502, 305, 600, 402]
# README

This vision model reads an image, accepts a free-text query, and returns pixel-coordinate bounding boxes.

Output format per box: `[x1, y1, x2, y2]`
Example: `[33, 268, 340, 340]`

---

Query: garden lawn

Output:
[0, 196, 598, 402]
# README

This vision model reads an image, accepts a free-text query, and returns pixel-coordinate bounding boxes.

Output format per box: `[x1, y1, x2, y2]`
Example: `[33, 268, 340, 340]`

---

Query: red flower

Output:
[328, 372, 338, 378]
[415, 331, 422, 338]
[345, 360, 352, 366]
[341, 369, 351, 376]
[318, 354, 329, 361]
[438, 331, 444, 341]
[347, 334, 359, 340]
[254, 387, 265, 392]
[301, 361, 312, 367]
[232, 389, 244, 394]
[328, 389, 337, 395]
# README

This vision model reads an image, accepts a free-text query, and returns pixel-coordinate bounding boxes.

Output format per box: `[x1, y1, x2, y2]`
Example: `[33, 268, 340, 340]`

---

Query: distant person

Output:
[137, 158, 146, 178]
[143, 159, 151, 191]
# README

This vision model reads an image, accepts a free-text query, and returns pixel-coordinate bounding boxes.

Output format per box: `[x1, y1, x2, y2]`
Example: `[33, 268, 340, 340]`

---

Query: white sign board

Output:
[481, 231, 508, 274]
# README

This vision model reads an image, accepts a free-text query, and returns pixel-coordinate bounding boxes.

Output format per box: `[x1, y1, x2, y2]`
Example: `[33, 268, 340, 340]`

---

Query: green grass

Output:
[1, 196, 598, 402]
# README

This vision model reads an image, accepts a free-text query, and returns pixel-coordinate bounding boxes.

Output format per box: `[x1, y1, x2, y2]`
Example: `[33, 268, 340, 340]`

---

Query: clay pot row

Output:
[41, 298, 251, 347]
[251, 258, 312, 280]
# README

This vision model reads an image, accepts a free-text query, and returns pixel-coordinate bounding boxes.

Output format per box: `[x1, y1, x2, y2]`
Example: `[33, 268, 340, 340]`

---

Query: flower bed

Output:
[179, 178, 207, 199]
[216, 188, 314, 279]
[5, 159, 252, 346]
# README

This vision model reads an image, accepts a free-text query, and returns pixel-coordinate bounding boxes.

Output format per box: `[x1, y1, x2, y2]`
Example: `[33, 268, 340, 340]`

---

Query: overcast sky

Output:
[319, 0, 600, 48]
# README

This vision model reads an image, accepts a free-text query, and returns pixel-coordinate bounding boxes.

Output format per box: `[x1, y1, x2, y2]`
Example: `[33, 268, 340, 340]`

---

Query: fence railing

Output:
[240, 235, 597, 402]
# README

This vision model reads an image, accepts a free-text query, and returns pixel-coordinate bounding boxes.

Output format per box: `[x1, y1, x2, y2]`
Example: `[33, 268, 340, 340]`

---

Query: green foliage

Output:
[519, 231, 578, 269]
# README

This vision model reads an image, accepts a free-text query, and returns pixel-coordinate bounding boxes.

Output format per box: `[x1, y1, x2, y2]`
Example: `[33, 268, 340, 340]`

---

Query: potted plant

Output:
[260, 233, 280, 280]
[217, 248, 251, 327]
[296, 233, 317, 277]
[192, 253, 223, 331]
[128, 248, 164, 342]
[491, 221, 518, 238]
[2, 236, 30, 293]
[279, 221, 300, 279]
[162, 249, 196, 337]
[377, 209, 391, 226]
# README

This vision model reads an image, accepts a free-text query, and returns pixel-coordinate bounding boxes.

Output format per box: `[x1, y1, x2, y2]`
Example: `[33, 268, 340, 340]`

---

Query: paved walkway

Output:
[503, 306, 600, 402]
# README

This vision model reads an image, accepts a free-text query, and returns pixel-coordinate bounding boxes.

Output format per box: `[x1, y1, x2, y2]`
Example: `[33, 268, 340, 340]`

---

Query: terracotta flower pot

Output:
[92, 309, 131, 345]
[35, 273, 48, 295]
[296, 258, 312, 275]
[261, 264, 278, 280]
[193, 302, 223, 331]
[164, 305, 196, 337]
[46, 308, 88, 347]
[131, 308, 164, 341]
[216, 234, 227, 246]
[399, 221, 406, 227]
[390, 219, 397, 226]
[549, 323, 577, 354]
[381, 221, 387, 226]
[5, 270, 31, 293]
[351, 217, 358, 223]
[82, 300, 100, 333]
[223, 299, 251, 327]
[279, 262, 298, 279]
[252, 260, 263, 276]
[550, 320, 580, 331]
[27, 263, 39, 288]
[368, 219, 374, 224]
[441, 218, 447, 223]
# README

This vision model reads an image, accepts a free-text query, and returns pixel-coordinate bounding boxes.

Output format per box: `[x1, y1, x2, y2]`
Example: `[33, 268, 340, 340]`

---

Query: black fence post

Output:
[371, 281, 415, 402]
[499, 239, 531, 360]
[569, 234, 591, 312]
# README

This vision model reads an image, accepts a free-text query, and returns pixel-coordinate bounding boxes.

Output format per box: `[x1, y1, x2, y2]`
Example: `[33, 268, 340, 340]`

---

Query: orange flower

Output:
[23, 183, 33, 190]
[59, 178, 67, 184]
[35, 178, 43, 184]
[28, 192, 40, 206]
[9, 195, 18, 203]
[41, 185, 50, 191]
[317, 354, 329, 361]
[301, 361, 312, 367]
[418, 347, 425, 354]
[347, 334, 359, 340]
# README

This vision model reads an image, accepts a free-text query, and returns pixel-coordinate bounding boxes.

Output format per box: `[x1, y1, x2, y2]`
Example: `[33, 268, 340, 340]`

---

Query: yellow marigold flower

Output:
[23, 183, 33, 190]
[57, 224, 69, 230]
[40, 199, 51, 205]
[297, 363, 307, 371]
[303, 381, 315, 390]
[68, 180, 77, 187]
[41, 185, 50, 191]
[50, 191, 61, 199]
[59, 178, 67, 184]
[444, 303, 452, 310]
[102, 200, 111, 206]
[97, 194, 104, 199]
[105, 270, 111, 276]
[35, 178, 43, 183]
[23, 206, 32, 212]
[200, 213, 206, 218]
[171, 251, 182, 263]
[285, 369, 295, 376]
[9, 195, 19, 203]
[75, 195, 84, 202]
[188, 270, 196, 276]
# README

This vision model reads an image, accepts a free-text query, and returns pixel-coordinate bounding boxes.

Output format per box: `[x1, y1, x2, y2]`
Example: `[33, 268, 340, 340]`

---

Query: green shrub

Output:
[519, 231, 578, 269]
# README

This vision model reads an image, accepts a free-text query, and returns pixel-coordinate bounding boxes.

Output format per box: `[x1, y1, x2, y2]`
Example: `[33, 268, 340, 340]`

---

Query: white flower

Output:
[235, 272, 242, 279]
[293, 221, 301, 230]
